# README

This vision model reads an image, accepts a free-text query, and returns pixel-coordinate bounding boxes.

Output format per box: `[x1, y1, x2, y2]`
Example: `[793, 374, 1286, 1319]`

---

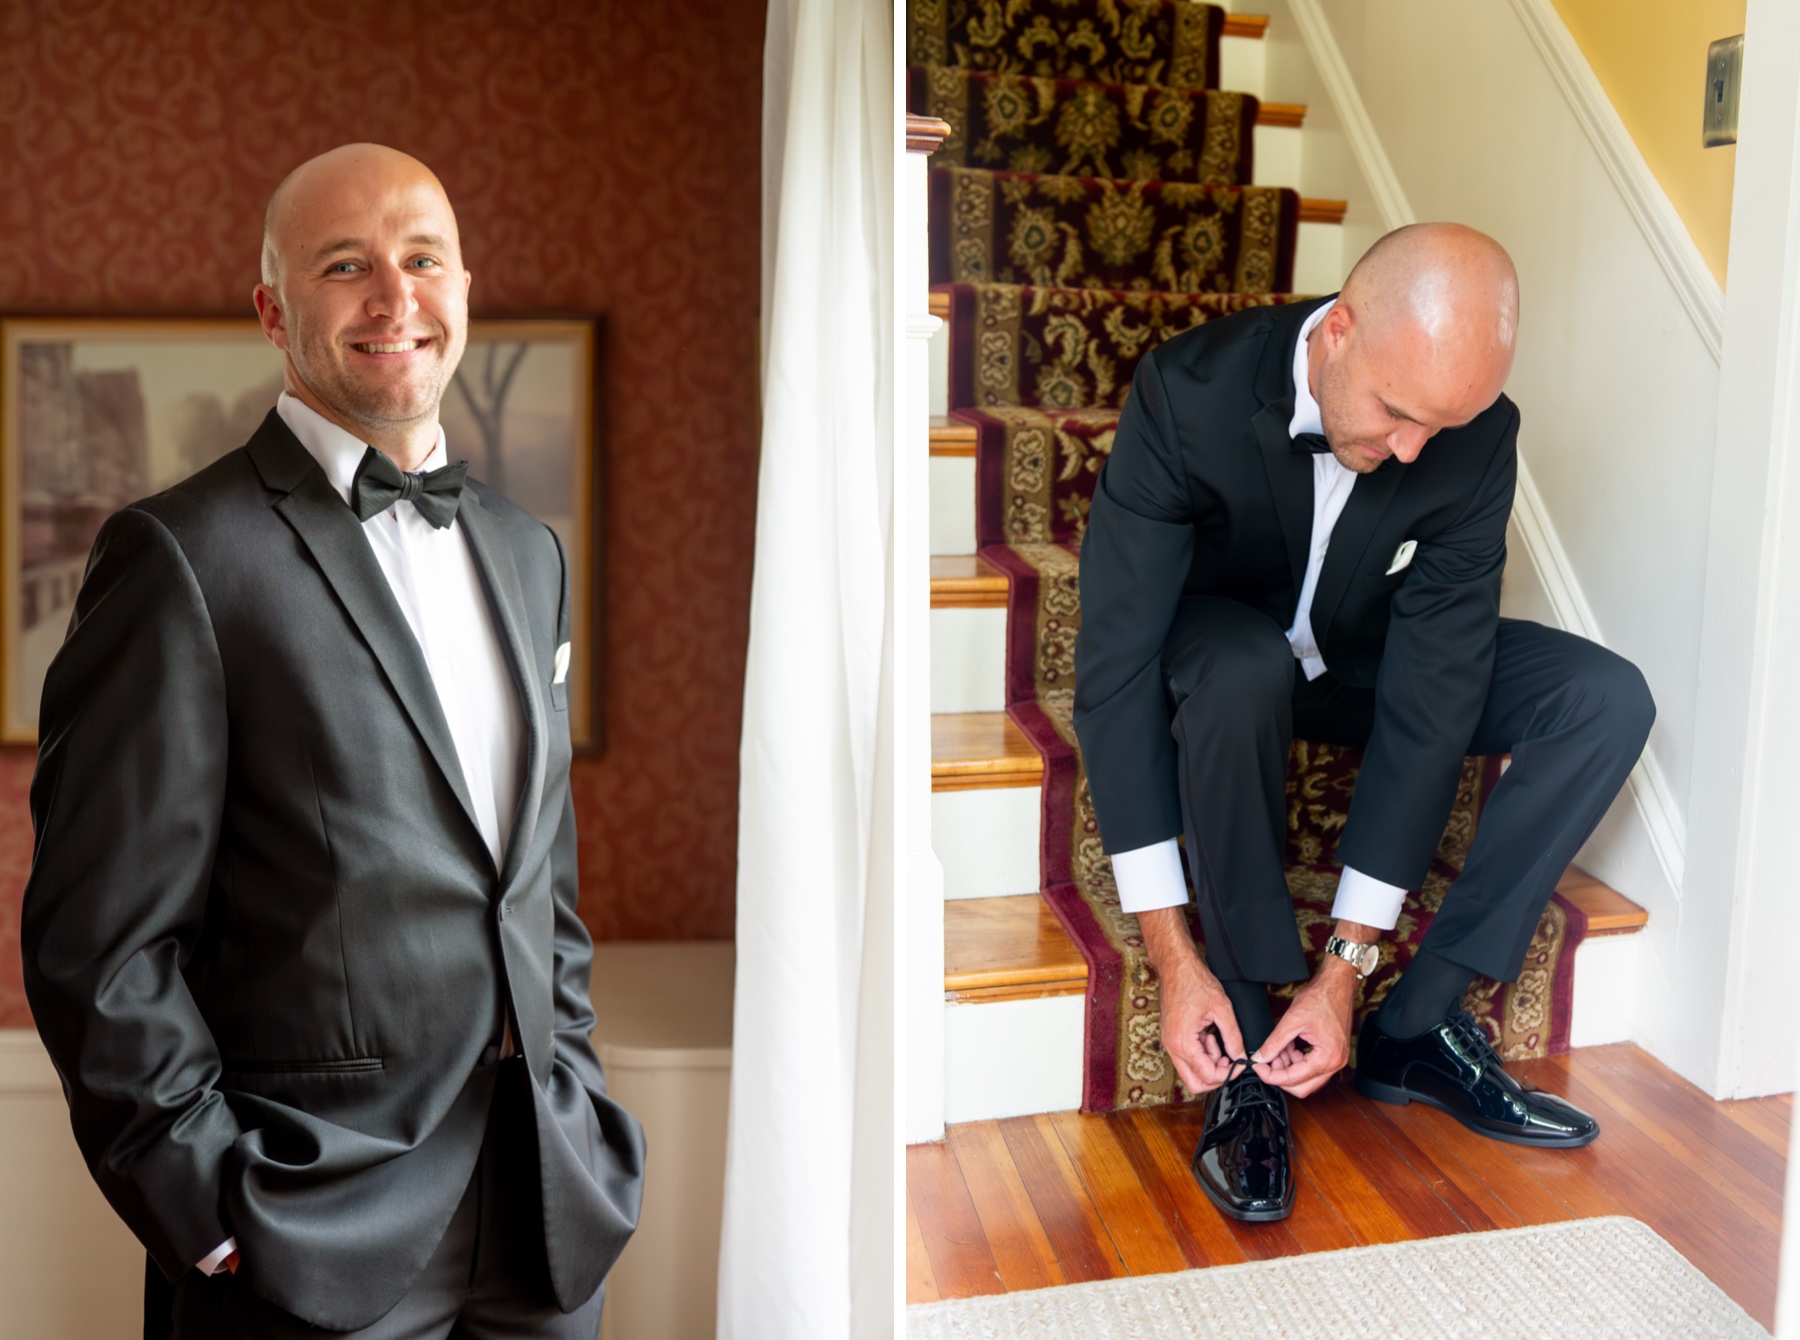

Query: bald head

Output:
[252, 143, 471, 470]
[1340, 223, 1518, 378]
[261, 143, 459, 287]
[1307, 223, 1518, 473]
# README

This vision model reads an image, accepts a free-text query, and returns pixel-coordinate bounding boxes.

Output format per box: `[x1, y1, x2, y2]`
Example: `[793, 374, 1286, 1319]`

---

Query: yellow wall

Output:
[1550, 0, 1744, 284]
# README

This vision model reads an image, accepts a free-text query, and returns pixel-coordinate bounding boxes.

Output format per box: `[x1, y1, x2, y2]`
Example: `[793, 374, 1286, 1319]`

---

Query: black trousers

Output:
[162, 1058, 606, 1340]
[1163, 599, 1654, 985]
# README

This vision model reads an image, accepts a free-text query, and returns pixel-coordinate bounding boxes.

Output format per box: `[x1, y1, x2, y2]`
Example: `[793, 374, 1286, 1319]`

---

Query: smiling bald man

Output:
[22, 143, 643, 1338]
[1072, 224, 1654, 1224]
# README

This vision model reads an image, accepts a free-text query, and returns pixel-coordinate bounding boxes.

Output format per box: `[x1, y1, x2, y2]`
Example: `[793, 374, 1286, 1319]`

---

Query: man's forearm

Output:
[1137, 905, 1206, 979]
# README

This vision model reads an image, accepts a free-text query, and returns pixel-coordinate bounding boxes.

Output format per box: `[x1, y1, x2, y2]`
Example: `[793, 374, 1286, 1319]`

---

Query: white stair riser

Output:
[1252, 123, 1301, 191]
[1219, 33, 1267, 101]
[943, 995, 1085, 1123]
[932, 784, 1043, 900]
[929, 456, 977, 555]
[929, 317, 949, 417]
[1567, 932, 1642, 1049]
[930, 606, 1007, 713]
[1293, 219, 1347, 296]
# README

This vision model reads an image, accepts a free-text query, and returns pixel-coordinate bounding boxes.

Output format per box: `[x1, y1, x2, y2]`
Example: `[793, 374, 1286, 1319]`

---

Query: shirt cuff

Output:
[1111, 839, 1190, 913]
[196, 1237, 237, 1276]
[1331, 865, 1410, 931]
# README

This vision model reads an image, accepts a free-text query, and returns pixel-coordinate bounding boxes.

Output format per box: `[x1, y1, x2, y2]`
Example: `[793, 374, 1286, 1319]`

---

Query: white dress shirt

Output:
[1110, 303, 1410, 933]
[197, 393, 525, 1274]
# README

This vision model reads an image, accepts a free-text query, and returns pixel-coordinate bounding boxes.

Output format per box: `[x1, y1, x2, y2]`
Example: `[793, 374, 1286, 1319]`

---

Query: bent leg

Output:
[1423, 619, 1654, 981]
[1164, 596, 1307, 988]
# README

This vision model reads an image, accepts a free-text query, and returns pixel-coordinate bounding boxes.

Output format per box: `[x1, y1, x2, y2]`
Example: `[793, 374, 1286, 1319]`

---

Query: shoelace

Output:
[1217, 1056, 1289, 1129]
[1447, 1010, 1505, 1071]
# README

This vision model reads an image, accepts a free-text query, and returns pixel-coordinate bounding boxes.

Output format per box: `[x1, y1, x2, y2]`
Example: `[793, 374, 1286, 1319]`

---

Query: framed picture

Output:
[0, 315, 604, 751]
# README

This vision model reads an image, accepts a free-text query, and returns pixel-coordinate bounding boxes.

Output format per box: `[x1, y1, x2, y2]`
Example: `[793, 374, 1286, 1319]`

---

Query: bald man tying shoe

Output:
[1072, 224, 1653, 1222]
[22, 144, 643, 1336]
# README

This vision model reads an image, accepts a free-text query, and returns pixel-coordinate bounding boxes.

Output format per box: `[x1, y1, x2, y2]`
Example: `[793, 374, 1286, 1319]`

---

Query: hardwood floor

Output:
[908, 1044, 1791, 1329]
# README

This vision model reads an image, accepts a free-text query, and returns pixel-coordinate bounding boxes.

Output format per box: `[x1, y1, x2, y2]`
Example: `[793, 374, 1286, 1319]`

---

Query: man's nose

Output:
[1388, 424, 1430, 463]
[365, 263, 420, 320]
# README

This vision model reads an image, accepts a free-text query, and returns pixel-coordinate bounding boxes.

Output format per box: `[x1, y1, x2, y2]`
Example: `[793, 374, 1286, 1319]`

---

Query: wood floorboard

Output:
[909, 1044, 1791, 1326]
[908, 1138, 1005, 1298]
[998, 1114, 1127, 1284]
[905, 1192, 941, 1304]
[1357, 1097, 1518, 1231]
[1110, 1108, 1250, 1270]
[946, 1122, 1068, 1292]
[1723, 1095, 1794, 1156]
[1304, 1082, 1476, 1239]
[1049, 1110, 1191, 1277]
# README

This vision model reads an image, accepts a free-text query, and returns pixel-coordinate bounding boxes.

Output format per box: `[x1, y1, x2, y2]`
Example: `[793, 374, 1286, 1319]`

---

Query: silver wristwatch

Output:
[1323, 935, 1380, 978]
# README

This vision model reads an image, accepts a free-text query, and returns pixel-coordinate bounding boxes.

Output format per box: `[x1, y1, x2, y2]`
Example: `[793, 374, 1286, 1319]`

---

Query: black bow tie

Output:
[349, 447, 470, 529]
[1291, 432, 1333, 456]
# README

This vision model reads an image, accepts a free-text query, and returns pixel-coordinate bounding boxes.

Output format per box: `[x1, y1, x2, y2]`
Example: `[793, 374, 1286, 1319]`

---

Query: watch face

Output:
[1356, 944, 1379, 975]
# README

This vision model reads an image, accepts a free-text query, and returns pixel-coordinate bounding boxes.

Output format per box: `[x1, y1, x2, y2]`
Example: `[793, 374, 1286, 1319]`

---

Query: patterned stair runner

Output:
[916, 0, 1586, 1112]
[930, 169, 1298, 292]
[912, 67, 1256, 183]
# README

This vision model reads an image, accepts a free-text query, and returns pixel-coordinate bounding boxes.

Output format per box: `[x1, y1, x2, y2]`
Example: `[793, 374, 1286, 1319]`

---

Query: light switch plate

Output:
[1703, 34, 1743, 148]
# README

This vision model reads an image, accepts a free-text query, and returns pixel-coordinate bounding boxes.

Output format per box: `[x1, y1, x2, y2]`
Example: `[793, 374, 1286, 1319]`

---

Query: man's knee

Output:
[1569, 644, 1655, 754]
[1162, 602, 1294, 718]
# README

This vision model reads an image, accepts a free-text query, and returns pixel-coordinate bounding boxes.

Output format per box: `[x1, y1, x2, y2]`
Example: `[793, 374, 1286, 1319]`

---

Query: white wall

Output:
[1267, 0, 1795, 1093]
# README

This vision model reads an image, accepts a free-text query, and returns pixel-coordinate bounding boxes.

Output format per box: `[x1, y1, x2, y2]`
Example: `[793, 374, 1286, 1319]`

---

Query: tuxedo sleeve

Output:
[20, 506, 242, 1279]
[1074, 351, 1196, 854]
[1337, 403, 1518, 888]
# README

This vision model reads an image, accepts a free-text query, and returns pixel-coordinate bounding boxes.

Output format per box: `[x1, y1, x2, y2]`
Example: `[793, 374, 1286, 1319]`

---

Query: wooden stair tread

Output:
[929, 414, 976, 455]
[1298, 197, 1347, 224]
[932, 712, 1044, 790]
[945, 894, 1087, 1002]
[1557, 865, 1648, 936]
[932, 554, 1008, 608]
[1256, 102, 1306, 129]
[1222, 14, 1270, 39]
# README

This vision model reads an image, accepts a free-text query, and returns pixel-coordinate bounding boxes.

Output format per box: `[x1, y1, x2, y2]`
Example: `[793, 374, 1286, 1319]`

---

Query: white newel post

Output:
[901, 115, 949, 1145]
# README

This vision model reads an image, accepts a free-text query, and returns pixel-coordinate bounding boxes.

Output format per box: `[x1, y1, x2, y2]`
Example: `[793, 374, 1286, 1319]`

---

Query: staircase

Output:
[912, 0, 1647, 1128]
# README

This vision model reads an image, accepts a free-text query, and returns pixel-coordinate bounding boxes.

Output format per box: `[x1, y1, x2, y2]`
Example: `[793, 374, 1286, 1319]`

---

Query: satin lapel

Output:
[1252, 399, 1312, 594]
[274, 470, 488, 854]
[1310, 458, 1408, 643]
[456, 490, 547, 895]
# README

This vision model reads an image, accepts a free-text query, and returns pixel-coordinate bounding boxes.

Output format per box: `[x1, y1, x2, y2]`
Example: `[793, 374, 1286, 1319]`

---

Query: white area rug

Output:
[907, 1218, 1767, 1339]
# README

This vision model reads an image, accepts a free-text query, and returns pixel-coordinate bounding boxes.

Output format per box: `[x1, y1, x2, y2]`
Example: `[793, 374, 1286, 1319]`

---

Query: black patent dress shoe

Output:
[1354, 1010, 1599, 1148]
[1190, 1062, 1295, 1222]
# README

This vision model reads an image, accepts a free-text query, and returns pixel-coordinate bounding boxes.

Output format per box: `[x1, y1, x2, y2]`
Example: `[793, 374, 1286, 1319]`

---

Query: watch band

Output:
[1323, 934, 1379, 978]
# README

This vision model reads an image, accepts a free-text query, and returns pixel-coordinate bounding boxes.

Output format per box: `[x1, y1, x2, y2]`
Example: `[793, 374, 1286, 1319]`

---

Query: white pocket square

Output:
[552, 642, 571, 685]
[1386, 540, 1418, 576]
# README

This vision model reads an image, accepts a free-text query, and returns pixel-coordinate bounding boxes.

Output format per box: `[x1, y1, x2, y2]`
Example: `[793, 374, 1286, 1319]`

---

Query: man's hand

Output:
[1137, 907, 1245, 1094]
[1252, 921, 1375, 1098]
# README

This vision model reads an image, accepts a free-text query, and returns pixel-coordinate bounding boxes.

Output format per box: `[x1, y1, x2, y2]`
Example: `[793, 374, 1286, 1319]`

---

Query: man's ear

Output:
[253, 285, 288, 352]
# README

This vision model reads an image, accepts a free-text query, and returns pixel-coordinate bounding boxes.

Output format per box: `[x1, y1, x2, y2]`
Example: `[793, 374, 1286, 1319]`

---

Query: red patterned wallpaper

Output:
[0, 0, 764, 1024]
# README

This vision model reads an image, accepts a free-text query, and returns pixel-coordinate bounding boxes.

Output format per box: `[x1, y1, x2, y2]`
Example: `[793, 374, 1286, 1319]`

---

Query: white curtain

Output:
[717, 0, 895, 1334]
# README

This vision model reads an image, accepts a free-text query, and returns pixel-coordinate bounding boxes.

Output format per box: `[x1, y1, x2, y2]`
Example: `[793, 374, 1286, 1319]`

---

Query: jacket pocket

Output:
[222, 1056, 385, 1076]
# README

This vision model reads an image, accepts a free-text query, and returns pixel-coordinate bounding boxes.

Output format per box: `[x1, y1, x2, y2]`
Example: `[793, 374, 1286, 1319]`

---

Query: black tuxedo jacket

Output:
[1073, 296, 1519, 889]
[20, 412, 644, 1330]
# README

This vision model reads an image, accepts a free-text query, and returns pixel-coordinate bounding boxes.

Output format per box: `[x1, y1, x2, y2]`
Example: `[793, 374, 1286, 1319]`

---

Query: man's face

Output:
[257, 174, 470, 435]
[1313, 309, 1505, 475]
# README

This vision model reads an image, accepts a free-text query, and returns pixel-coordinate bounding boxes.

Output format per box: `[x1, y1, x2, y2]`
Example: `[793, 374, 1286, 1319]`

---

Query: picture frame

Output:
[0, 314, 606, 753]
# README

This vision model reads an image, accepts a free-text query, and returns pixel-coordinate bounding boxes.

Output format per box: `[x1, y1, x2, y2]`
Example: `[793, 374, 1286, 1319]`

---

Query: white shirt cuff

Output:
[1111, 838, 1190, 913]
[1331, 865, 1409, 931]
[196, 1237, 236, 1276]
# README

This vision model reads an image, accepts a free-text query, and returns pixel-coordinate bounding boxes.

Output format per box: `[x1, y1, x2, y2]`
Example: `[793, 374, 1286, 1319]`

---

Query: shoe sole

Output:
[1191, 1166, 1297, 1223]
[1354, 1075, 1599, 1149]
